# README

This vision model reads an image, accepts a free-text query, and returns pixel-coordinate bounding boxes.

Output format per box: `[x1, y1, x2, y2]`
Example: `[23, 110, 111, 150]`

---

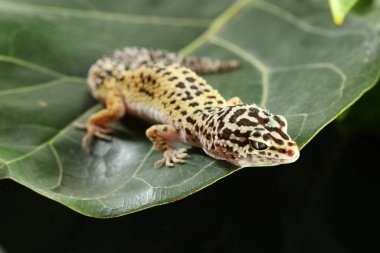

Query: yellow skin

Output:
[76, 48, 300, 168]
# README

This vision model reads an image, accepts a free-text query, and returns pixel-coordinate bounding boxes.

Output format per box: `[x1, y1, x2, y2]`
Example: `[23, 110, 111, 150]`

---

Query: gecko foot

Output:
[74, 122, 113, 152]
[154, 148, 189, 168]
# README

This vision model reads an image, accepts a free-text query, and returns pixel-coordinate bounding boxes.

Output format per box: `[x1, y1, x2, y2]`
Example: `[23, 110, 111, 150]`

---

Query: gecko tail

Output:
[105, 47, 241, 73]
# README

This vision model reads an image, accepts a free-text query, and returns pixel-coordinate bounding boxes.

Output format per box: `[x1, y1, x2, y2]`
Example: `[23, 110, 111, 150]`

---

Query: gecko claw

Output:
[74, 122, 113, 151]
[154, 148, 189, 168]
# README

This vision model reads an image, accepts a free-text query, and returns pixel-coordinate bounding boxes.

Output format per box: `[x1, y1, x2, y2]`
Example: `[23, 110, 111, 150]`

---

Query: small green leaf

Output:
[0, 0, 379, 217]
[329, 0, 359, 25]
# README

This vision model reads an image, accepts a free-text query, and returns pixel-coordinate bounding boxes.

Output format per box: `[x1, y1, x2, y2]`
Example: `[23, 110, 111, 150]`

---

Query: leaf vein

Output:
[0, 1, 211, 27]
[210, 36, 270, 107]
[49, 144, 64, 190]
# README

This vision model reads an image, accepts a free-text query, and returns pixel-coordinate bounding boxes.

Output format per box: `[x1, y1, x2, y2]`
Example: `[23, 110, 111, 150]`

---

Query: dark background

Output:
[0, 83, 379, 253]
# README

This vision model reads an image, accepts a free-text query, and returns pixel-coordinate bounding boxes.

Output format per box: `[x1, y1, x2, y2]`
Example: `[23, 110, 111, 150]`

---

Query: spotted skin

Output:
[76, 47, 300, 167]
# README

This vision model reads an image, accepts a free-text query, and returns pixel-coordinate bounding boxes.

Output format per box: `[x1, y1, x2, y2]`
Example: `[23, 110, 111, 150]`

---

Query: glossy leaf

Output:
[0, 0, 379, 217]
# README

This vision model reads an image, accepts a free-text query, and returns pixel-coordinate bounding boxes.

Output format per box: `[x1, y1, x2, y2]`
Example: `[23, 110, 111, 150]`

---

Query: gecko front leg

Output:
[146, 124, 189, 168]
[75, 90, 126, 152]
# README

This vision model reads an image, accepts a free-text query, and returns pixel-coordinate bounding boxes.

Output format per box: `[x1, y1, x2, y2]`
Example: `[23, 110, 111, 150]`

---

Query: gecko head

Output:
[87, 59, 121, 101]
[200, 104, 300, 167]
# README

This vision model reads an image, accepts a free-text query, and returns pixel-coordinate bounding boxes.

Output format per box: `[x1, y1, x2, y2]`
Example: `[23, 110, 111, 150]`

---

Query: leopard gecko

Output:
[75, 47, 300, 167]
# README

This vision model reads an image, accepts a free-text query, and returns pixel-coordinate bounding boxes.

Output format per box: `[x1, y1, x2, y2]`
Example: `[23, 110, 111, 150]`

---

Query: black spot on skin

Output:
[204, 101, 213, 105]
[248, 107, 260, 118]
[217, 121, 225, 131]
[236, 118, 257, 127]
[186, 95, 193, 100]
[217, 100, 224, 104]
[163, 71, 171, 76]
[185, 128, 192, 136]
[269, 147, 286, 154]
[176, 82, 185, 88]
[263, 110, 271, 117]
[170, 99, 176, 104]
[206, 133, 211, 140]
[186, 117, 196, 124]
[204, 89, 210, 92]
[168, 77, 178, 81]
[207, 95, 216, 99]
[193, 109, 202, 114]
[267, 127, 290, 140]
[269, 134, 284, 145]
[274, 115, 286, 127]
[263, 134, 271, 141]
[199, 82, 205, 86]
[253, 132, 261, 138]
[163, 127, 168, 132]
[226, 146, 233, 152]
[190, 85, 198, 90]
[167, 91, 175, 99]
[178, 119, 182, 123]
[147, 75, 152, 83]
[195, 91, 203, 96]
[186, 77, 195, 82]
[174, 105, 181, 110]
[219, 128, 233, 140]
[195, 125, 199, 132]
[156, 68, 164, 73]
[229, 108, 246, 123]
[140, 73, 144, 81]
[152, 79, 156, 85]
[181, 111, 187, 116]
[189, 102, 199, 107]
[232, 129, 249, 138]
[182, 70, 189, 74]
[139, 88, 154, 97]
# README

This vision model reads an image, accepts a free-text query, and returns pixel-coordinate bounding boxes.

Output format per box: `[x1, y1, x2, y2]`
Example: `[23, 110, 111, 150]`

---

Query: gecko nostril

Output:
[287, 150, 294, 157]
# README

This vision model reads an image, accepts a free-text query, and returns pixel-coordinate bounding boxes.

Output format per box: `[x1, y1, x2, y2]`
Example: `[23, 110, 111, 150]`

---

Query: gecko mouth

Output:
[235, 153, 300, 167]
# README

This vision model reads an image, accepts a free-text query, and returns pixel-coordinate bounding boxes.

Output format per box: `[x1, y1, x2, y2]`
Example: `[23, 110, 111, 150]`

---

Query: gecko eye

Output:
[249, 140, 268, 150]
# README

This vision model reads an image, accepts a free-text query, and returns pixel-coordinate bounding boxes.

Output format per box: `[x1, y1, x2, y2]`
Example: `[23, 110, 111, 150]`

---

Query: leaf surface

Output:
[0, 0, 379, 217]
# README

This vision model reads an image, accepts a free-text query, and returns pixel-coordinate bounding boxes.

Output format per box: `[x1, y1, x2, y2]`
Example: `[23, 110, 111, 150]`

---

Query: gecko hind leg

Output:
[146, 124, 189, 168]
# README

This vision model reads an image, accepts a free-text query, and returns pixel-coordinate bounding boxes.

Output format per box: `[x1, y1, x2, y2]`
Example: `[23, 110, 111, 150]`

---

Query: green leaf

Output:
[329, 0, 359, 25]
[0, 0, 379, 217]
